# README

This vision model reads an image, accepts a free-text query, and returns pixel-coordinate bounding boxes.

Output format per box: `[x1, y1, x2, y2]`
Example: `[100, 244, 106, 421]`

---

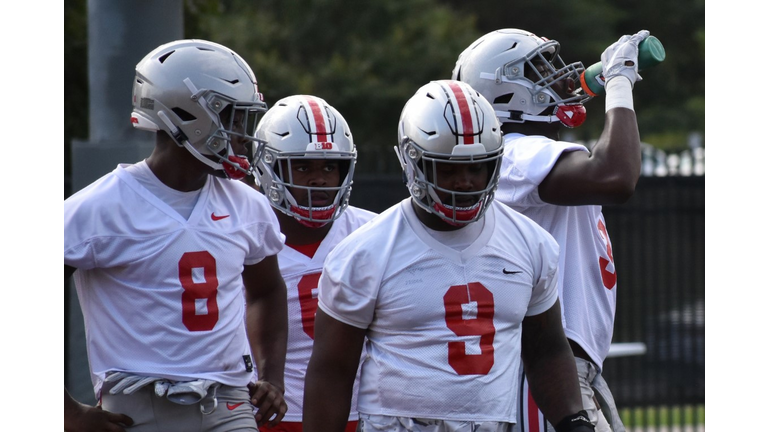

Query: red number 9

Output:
[444, 282, 496, 375]
[597, 219, 617, 290]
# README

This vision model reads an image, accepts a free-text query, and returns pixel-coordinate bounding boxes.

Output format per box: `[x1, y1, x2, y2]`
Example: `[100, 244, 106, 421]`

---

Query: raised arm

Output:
[538, 107, 640, 206]
[242, 255, 288, 427]
[539, 31, 650, 206]
[303, 309, 367, 432]
[521, 299, 589, 429]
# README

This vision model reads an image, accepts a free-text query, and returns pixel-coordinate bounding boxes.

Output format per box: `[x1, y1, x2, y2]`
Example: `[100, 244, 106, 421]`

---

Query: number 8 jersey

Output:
[317, 199, 560, 423]
[64, 164, 284, 397]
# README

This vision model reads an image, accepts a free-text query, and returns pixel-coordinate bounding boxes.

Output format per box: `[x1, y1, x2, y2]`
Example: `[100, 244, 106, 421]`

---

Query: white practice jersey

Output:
[318, 199, 559, 422]
[64, 164, 285, 396]
[494, 133, 617, 370]
[263, 206, 376, 422]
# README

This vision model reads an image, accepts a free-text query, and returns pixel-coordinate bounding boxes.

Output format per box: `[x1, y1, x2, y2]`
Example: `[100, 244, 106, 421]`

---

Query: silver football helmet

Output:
[131, 39, 268, 179]
[452, 29, 589, 128]
[254, 95, 356, 228]
[395, 80, 503, 226]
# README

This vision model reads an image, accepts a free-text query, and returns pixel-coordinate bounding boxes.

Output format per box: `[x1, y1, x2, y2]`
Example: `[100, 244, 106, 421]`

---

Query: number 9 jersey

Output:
[317, 199, 560, 423]
[64, 164, 284, 398]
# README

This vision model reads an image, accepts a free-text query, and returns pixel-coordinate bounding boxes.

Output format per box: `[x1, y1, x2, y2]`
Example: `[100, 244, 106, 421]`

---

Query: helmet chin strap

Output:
[495, 103, 586, 128]
[157, 110, 249, 179]
[495, 109, 558, 124]
[432, 201, 481, 226]
[290, 204, 336, 228]
[169, 78, 251, 180]
[521, 113, 561, 124]
[427, 186, 483, 226]
[283, 187, 339, 228]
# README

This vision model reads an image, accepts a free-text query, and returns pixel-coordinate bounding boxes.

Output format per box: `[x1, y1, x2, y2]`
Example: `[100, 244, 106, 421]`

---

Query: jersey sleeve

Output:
[244, 217, 285, 265]
[242, 191, 285, 265]
[64, 235, 96, 270]
[525, 231, 560, 316]
[64, 198, 95, 269]
[496, 134, 589, 207]
[317, 227, 382, 329]
[64, 173, 118, 270]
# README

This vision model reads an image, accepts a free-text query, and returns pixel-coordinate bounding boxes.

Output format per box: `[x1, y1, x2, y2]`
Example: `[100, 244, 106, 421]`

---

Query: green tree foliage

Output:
[64, 0, 88, 195]
[184, 0, 481, 172]
[65, 0, 704, 181]
[441, 0, 705, 151]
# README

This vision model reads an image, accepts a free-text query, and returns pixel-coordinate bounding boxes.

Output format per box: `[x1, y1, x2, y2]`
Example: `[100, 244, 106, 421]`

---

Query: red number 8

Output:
[179, 251, 219, 331]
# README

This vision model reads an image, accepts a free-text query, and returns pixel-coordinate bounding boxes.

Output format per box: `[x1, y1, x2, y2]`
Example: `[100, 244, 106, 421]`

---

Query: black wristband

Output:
[554, 410, 595, 432]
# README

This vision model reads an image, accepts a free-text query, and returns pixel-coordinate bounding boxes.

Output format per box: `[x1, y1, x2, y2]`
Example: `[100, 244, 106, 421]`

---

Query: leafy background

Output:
[65, 0, 704, 182]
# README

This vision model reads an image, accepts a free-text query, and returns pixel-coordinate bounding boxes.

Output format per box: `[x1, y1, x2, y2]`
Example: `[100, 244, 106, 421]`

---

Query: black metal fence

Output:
[601, 176, 705, 408]
[601, 176, 705, 431]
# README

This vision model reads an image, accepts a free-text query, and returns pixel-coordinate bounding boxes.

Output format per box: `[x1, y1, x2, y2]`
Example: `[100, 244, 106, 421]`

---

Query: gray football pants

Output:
[101, 381, 257, 431]
[574, 357, 624, 432]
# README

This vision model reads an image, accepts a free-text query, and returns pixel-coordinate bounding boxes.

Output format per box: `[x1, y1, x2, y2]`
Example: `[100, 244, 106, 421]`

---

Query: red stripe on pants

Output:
[528, 388, 540, 432]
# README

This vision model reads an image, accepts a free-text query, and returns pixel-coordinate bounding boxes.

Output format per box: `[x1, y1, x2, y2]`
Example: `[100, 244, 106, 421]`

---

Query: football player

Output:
[303, 80, 595, 432]
[64, 39, 288, 432]
[247, 94, 377, 432]
[452, 29, 650, 432]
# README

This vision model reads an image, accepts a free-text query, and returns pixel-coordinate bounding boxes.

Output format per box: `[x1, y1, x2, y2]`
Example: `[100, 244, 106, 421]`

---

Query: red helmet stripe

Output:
[447, 81, 475, 144]
[306, 97, 330, 142]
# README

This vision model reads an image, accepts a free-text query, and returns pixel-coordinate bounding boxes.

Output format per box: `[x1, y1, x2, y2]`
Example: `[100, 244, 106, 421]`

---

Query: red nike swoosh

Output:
[226, 402, 245, 410]
[211, 213, 230, 221]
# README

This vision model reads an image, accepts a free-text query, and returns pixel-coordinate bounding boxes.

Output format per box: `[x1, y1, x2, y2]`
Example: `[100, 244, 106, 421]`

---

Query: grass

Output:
[619, 405, 705, 428]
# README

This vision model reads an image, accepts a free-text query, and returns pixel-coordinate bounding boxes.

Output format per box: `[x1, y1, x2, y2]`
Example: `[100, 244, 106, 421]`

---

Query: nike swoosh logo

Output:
[226, 402, 245, 410]
[211, 213, 230, 221]
[503, 269, 522, 274]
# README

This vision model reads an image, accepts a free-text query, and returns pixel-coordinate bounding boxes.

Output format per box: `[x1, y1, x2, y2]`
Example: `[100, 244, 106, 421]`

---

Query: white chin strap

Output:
[495, 110, 560, 124]
[156, 110, 227, 172]
[182, 141, 228, 170]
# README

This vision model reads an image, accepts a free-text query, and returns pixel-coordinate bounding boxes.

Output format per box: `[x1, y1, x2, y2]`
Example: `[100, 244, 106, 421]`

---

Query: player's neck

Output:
[277, 210, 333, 245]
[146, 137, 211, 192]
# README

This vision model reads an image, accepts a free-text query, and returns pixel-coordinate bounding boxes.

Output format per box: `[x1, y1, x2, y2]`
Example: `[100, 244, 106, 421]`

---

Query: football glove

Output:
[601, 30, 650, 87]
[104, 372, 166, 395]
[554, 410, 596, 432]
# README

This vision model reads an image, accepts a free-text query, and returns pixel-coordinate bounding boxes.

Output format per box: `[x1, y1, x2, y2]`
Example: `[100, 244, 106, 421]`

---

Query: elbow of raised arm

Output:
[612, 179, 637, 203]
[600, 172, 639, 204]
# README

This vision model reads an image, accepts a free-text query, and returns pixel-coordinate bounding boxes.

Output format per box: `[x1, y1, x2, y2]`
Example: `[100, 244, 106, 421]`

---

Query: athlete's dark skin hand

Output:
[248, 380, 287, 428]
[65, 389, 134, 432]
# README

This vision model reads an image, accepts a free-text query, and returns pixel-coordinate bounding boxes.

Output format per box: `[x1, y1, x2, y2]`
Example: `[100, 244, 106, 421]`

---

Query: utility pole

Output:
[66, 0, 183, 405]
